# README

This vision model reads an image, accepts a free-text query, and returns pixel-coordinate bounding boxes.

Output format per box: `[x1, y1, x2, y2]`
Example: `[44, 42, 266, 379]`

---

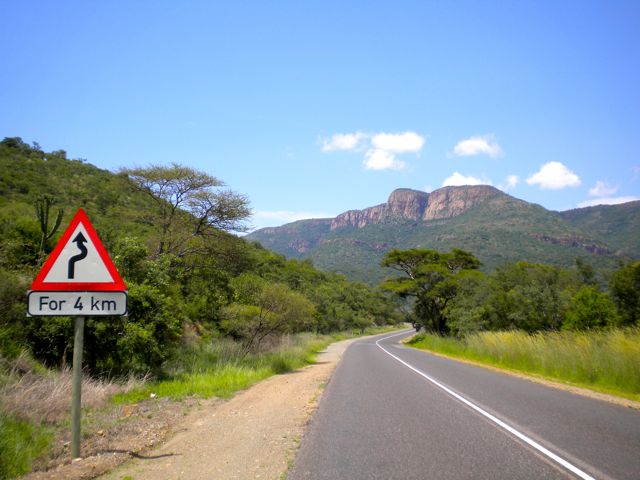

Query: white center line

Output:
[375, 331, 596, 480]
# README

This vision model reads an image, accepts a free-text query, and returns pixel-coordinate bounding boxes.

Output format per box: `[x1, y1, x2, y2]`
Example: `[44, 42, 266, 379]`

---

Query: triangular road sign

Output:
[31, 209, 126, 291]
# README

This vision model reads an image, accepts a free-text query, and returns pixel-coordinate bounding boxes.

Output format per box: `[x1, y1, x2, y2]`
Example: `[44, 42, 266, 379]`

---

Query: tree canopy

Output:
[380, 248, 480, 333]
[122, 163, 251, 256]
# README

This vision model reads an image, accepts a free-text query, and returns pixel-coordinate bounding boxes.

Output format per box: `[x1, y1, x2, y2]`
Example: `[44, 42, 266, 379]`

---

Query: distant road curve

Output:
[289, 331, 640, 480]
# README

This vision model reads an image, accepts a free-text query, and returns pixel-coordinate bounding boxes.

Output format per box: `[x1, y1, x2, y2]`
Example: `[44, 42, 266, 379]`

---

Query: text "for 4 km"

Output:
[27, 291, 128, 317]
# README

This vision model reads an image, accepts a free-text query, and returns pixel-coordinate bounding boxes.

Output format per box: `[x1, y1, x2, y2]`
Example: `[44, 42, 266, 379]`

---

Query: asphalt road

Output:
[289, 331, 640, 480]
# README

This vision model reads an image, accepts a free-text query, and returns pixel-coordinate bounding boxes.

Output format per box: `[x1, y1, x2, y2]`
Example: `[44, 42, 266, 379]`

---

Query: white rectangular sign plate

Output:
[28, 291, 127, 317]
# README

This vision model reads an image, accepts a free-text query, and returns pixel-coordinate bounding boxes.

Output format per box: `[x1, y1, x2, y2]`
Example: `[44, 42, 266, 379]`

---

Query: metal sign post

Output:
[28, 209, 127, 459]
[71, 316, 84, 458]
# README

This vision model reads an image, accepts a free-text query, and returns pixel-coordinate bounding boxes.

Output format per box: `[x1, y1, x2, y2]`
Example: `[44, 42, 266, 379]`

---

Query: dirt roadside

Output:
[25, 336, 358, 480]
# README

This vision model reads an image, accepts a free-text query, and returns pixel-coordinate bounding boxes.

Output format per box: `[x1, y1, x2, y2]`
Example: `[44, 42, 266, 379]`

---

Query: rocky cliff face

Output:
[330, 185, 500, 230]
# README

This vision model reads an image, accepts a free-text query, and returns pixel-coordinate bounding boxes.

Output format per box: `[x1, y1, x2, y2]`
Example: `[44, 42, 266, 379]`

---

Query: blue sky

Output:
[2, 1, 639, 231]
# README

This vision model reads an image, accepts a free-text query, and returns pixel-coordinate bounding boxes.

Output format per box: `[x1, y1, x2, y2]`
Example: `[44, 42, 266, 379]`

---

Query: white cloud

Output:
[498, 174, 519, 191]
[363, 149, 406, 171]
[588, 181, 618, 198]
[577, 196, 639, 208]
[321, 131, 366, 152]
[322, 130, 424, 171]
[526, 162, 581, 189]
[452, 135, 503, 158]
[371, 131, 424, 153]
[442, 172, 493, 187]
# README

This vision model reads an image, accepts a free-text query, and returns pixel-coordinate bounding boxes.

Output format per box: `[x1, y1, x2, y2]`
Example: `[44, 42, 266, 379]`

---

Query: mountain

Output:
[247, 186, 639, 284]
[559, 201, 640, 258]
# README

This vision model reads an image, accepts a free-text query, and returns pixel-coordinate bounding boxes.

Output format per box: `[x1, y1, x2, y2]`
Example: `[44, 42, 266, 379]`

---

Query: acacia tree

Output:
[380, 248, 480, 333]
[221, 274, 316, 355]
[122, 163, 251, 256]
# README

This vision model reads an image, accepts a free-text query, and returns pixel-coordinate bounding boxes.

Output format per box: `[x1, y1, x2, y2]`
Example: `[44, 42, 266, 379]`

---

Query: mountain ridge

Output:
[329, 185, 503, 230]
[247, 186, 640, 284]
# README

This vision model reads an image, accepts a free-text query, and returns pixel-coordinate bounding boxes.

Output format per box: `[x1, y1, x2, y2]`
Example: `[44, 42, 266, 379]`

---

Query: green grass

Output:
[407, 328, 640, 401]
[114, 327, 399, 404]
[114, 364, 273, 402]
[0, 412, 52, 480]
[113, 333, 331, 403]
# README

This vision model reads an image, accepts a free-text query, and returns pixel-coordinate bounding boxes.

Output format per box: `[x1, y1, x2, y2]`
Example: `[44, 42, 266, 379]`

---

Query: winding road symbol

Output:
[30, 208, 127, 290]
[68, 232, 88, 279]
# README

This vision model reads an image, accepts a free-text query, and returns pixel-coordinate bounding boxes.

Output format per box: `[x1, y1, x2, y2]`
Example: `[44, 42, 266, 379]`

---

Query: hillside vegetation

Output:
[0, 137, 401, 477]
[0, 137, 400, 371]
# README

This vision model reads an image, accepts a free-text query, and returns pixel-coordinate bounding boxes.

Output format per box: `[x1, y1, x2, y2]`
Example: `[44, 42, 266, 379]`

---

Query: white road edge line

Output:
[375, 331, 596, 480]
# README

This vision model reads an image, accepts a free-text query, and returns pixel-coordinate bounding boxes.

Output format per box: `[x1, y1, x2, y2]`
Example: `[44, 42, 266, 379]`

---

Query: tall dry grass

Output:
[408, 328, 640, 399]
[0, 353, 145, 426]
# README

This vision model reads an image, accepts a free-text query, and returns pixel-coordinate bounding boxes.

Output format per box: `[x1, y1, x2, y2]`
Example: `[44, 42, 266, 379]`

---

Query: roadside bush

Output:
[83, 282, 184, 376]
[563, 287, 619, 330]
[0, 270, 30, 358]
[610, 261, 640, 326]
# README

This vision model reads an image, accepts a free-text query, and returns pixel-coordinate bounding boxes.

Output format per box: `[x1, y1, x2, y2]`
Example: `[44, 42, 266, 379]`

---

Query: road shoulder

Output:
[96, 336, 359, 480]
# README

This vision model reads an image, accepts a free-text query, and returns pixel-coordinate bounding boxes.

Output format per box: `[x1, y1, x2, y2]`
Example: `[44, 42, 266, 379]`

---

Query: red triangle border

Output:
[31, 208, 127, 291]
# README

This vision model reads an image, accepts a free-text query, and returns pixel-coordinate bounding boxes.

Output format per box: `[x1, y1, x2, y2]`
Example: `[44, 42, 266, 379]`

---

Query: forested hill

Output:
[0, 138, 156, 264]
[248, 186, 640, 284]
[560, 201, 640, 258]
[0, 137, 400, 375]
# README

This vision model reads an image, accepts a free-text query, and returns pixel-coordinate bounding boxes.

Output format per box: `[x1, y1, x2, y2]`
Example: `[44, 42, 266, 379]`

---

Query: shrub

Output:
[610, 261, 640, 326]
[83, 282, 183, 376]
[563, 287, 619, 330]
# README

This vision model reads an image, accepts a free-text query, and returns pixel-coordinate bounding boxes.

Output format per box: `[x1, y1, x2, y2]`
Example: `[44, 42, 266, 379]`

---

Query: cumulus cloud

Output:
[363, 149, 406, 171]
[526, 162, 581, 189]
[588, 181, 618, 198]
[321, 130, 425, 171]
[452, 135, 503, 158]
[321, 131, 367, 152]
[577, 196, 639, 208]
[442, 172, 493, 187]
[371, 131, 424, 153]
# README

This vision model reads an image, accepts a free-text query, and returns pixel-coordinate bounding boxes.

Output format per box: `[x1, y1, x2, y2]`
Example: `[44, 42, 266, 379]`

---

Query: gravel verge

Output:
[23, 337, 356, 480]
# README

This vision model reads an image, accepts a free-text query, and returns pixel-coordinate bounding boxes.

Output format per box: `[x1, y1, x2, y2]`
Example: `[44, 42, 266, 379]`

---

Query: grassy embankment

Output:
[114, 326, 398, 402]
[0, 326, 397, 478]
[407, 328, 640, 402]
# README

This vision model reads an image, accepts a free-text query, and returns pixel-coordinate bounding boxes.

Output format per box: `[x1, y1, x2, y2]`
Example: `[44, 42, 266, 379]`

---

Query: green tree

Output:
[221, 274, 316, 354]
[380, 248, 481, 333]
[563, 286, 619, 330]
[122, 163, 250, 256]
[609, 261, 640, 326]
[575, 257, 598, 286]
[479, 262, 576, 332]
[444, 270, 490, 336]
